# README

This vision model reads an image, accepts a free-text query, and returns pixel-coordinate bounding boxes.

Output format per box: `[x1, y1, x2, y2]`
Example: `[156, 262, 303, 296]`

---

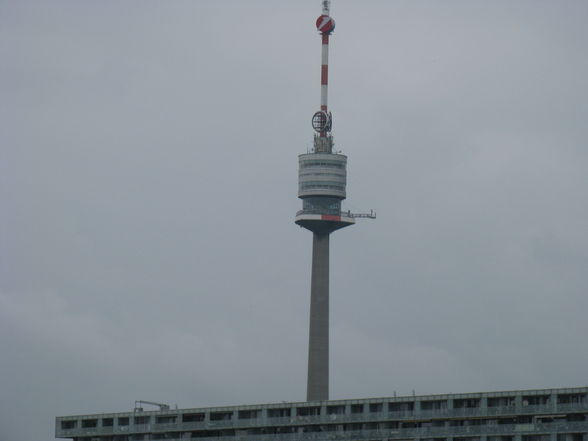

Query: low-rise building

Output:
[56, 386, 588, 441]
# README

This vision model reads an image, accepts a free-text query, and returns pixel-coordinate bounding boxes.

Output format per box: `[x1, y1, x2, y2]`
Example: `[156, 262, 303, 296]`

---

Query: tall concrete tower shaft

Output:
[295, 0, 355, 402]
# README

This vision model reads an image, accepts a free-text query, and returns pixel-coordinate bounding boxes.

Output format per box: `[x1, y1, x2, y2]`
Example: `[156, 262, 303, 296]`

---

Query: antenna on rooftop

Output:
[134, 400, 170, 412]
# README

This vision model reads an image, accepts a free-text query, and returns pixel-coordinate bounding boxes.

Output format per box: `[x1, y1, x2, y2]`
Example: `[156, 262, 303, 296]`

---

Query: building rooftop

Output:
[56, 386, 588, 441]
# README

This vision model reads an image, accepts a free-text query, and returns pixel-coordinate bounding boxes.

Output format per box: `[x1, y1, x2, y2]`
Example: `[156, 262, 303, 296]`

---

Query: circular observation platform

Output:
[295, 210, 355, 234]
[298, 153, 347, 199]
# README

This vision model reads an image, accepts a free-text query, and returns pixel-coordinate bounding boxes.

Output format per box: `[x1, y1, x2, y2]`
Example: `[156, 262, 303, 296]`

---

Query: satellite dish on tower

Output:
[312, 111, 332, 133]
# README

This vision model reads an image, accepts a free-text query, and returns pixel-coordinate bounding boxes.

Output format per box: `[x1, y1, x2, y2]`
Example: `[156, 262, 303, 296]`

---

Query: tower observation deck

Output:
[295, 0, 374, 402]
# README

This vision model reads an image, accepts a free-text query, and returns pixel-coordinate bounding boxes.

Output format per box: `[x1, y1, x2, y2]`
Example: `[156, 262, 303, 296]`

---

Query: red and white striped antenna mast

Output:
[311, 0, 336, 149]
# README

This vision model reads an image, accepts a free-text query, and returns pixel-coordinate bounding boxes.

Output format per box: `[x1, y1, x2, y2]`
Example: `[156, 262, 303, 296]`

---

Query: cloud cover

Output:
[2, 1, 588, 440]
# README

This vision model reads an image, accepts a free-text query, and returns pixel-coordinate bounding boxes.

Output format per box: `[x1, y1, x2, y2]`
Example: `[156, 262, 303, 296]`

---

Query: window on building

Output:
[276, 426, 296, 434]
[487, 397, 515, 407]
[321, 424, 341, 432]
[182, 413, 205, 422]
[522, 395, 550, 406]
[151, 433, 181, 440]
[267, 408, 291, 418]
[369, 403, 383, 412]
[350, 404, 364, 414]
[191, 430, 219, 438]
[155, 415, 177, 424]
[421, 400, 448, 410]
[61, 420, 77, 430]
[247, 427, 274, 435]
[133, 416, 149, 424]
[210, 412, 232, 421]
[557, 434, 585, 441]
[81, 419, 98, 428]
[454, 398, 481, 409]
[327, 405, 346, 415]
[297, 406, 321, 416]
[344, 423, 363, 431]
[558, 394, 586, 404]
[389, 402, 414, 412]
[118, 417, 130, 426]
[522, 435, 550, 441]
[488, 437, 514, 441]
[102, 418, 114, 427]
[238, 410, 260, 419]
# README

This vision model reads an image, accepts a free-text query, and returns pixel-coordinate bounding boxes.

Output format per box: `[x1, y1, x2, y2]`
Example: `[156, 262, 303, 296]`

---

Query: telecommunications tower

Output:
[295, 0, 374, 402]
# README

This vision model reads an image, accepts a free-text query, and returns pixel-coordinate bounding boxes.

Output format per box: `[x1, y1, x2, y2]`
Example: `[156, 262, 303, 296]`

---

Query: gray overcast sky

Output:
[2, 1, 588, 440]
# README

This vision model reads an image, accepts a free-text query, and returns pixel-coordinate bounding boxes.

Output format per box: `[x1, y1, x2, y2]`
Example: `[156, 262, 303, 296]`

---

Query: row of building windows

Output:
[71, 431, 588, 441]
[62, 394, 587, 431]
[62, 411, 587, 431]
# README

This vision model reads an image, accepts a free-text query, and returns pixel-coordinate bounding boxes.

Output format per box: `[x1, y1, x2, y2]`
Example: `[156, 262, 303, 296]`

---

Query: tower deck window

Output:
[118, 417, 130, 426]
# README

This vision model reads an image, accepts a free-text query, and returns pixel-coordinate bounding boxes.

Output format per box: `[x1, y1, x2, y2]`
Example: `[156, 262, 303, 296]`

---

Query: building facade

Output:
[56, 387, 588, 441]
